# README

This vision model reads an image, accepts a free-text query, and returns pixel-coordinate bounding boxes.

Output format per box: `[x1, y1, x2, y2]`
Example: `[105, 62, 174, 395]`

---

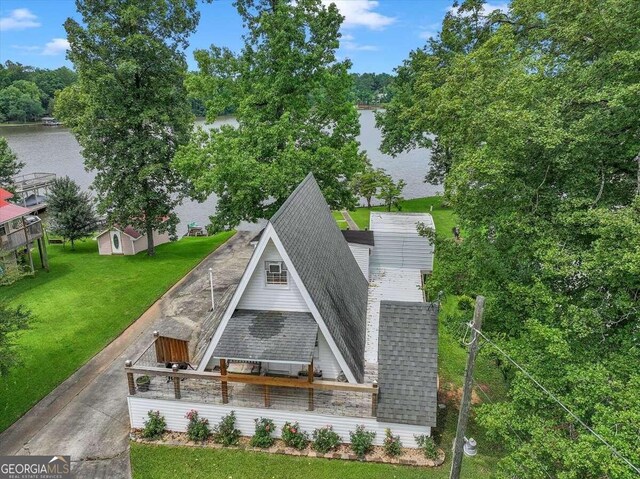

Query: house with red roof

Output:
[0, 188, 48, 275]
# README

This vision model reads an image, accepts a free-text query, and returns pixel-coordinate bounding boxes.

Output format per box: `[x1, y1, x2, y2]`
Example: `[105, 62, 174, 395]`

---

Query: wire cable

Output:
[470, 325, 640, 476]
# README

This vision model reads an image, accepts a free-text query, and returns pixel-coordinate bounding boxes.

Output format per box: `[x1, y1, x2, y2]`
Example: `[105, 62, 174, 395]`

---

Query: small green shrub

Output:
[312, 425, 342, 453]
[383, 428, 403, 457]
[142, 410, 166, 439]
[349, 425, 376, 458]
[212, 411, 241, 446]
[415, 434, 438, 460]
[185, 410, 210, 442]
[250, 417, 275, 448]
[281, 421, 309, 450]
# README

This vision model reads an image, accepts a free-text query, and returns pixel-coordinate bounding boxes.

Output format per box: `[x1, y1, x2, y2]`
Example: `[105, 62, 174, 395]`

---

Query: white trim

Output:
[198, 223, 358, 383]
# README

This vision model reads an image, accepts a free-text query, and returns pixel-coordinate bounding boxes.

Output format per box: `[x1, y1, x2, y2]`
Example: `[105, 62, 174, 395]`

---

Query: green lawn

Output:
[340, 196, 457, 238]
[130, 442, 492, 479]
[331, 210, 348, 230]
[0, 232, 234, 432]
[128, 196, 505, 478]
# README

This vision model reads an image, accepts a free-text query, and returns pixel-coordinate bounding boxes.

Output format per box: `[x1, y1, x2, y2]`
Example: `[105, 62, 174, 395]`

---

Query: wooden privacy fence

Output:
[155, 335, 190, 364]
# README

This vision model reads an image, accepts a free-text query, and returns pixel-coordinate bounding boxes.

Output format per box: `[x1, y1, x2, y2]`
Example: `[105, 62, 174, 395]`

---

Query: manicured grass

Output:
[331, 211, 348, 230]
[130, 442, 494, 479]
[0, 232, 234, 432]
[341, 196, 457, 239]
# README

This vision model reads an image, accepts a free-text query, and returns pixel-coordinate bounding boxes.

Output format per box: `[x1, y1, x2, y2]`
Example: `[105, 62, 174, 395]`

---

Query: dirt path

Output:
[0, 232, 254, 478]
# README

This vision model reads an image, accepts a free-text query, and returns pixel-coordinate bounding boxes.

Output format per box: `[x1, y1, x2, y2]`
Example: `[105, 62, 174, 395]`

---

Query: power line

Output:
[470, 324, 640, 476]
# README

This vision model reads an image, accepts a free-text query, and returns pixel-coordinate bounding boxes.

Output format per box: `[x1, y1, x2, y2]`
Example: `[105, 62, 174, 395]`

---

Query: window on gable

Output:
[265, 261, 288, 285]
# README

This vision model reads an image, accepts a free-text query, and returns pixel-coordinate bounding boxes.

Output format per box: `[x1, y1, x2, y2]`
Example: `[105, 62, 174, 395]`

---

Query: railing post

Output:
[125, 360, 135, 395]
[371, 380, 378, 417]
[264, 385, 271, 407]
[308, 362, 314, 411]
[220, 359, 229, 404]
[172, 364, 181, 399]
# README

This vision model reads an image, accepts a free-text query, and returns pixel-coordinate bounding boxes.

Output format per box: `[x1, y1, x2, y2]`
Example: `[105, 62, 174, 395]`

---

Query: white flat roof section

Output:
[365, 267, 424, 364]
[369, 212, 435, 233]
[369, 212, 435, 272]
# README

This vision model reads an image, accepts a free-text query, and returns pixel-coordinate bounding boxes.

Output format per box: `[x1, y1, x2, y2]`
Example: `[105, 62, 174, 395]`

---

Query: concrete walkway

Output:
[340, 210, 360, 230]
[0, 232, 254, 479]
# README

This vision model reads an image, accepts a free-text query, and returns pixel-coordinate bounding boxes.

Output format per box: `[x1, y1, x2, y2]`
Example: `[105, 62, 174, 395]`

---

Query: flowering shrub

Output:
[415, 434, 438, 460]
[142, 410, 166, 439]
[250, 417, 275, 448]
[349, 425, 376, 458]
[212, 411, 241, 446]
[185, 410, 210, 442]
[312, 425, 342, 453]
[281, 421, 309, 450]
[383, 428, 403, 457]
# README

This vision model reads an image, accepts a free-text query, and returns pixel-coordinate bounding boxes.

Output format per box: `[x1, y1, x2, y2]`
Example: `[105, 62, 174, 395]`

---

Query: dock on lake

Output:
[12, 172, 56, 213]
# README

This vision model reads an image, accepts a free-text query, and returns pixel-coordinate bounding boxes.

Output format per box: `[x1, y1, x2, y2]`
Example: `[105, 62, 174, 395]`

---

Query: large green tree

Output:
[174, 0, 366, 230]
[56, 0, 200, 255]
[47, 176, 98, 250]
[383, 0, 640, 477]
[0, 80, 45, 122]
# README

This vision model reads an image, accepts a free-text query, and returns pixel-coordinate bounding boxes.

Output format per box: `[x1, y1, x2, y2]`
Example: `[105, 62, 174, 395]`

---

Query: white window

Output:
[265, 261, 288, 285]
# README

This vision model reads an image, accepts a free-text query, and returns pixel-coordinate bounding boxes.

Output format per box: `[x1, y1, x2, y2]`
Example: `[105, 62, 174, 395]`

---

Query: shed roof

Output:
[341, 230, 374, 247]
[212, 310, 318, 364]
[370, 212, 434, 233]
[270, 174, 369, 382]
[377, 300, 439, 427]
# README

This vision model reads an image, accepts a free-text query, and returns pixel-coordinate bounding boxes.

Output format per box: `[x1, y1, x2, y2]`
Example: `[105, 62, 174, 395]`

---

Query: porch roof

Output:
[213, 310, 318, 364]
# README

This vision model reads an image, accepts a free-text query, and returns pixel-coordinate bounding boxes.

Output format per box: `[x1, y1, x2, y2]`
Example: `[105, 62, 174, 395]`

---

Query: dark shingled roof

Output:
[377, 301, 439, 427]
[270, 174, 369, 382]
[213, 310, 318, 363]
[341, 230, 374, 247]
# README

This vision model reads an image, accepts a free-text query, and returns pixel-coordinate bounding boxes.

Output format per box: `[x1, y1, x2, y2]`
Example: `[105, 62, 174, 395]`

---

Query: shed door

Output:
[111, 230, 123, 254]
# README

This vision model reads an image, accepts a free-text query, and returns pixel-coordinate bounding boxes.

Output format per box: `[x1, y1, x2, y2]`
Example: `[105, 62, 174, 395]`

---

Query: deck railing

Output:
[13, 172, 56, 192]
[0, 220, 43, 251]
[125, 335, 379, 418]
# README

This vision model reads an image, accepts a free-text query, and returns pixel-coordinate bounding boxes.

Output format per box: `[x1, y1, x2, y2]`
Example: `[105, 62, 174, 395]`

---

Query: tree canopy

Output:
[0, 62, 77, 121]
[0, 138, 24, 192]
[174, 0, 367, 230]
[381, 0, 640, 477]
[0, 302, 32, 376]
[56, 0, 200, 255]
[47, 176, 98, 249]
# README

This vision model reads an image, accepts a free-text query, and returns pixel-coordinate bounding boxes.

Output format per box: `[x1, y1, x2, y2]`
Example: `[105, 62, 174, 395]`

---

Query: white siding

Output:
[348, 244, 370, 279]
[128, 397, 430, 447]
[316, 331, 342, 380]
[237, 240, 309, 312]
[370, 213, 435, 272]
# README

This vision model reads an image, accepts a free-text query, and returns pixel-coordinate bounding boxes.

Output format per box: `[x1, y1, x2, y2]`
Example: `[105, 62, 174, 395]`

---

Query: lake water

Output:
[0, 110, 440, 233]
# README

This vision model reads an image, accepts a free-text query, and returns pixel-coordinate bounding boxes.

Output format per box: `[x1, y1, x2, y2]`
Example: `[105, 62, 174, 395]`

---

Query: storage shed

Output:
[369, 212, 435, 272]
[96, 226, 170, 255]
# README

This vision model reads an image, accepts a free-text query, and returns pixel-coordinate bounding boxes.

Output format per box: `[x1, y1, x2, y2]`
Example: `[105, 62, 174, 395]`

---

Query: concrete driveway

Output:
[0, 232, 254, 478]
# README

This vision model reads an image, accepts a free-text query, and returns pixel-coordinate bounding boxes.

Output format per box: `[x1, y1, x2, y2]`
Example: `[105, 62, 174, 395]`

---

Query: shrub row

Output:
[142, 410, 438, 459]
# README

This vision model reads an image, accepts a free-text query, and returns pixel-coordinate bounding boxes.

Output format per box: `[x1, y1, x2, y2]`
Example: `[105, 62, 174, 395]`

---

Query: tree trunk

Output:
[70, 238, 75, 250]
[366, 196, 372, 208]
[146, 223, 155, 256]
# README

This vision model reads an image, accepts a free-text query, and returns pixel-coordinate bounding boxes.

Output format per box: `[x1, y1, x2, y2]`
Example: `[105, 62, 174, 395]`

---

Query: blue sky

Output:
[0, 0, 504, 73]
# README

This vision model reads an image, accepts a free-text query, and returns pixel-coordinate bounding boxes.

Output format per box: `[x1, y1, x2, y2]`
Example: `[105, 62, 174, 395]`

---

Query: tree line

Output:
[378, 0, 640, 476]
[0, 62, 77, 122]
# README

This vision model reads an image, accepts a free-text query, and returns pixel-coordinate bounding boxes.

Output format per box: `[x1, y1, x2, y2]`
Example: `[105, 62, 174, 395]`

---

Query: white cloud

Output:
[323, 0, 396, 30]
[11, 44, 41, 52]
[339, 33, 377, 51]
[0, 8, 41, 31]
[42, 38, 70, 56]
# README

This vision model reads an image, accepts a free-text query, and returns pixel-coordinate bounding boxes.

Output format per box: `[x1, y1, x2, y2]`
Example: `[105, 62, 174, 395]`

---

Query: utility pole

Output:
[450, 295, 485, 479]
